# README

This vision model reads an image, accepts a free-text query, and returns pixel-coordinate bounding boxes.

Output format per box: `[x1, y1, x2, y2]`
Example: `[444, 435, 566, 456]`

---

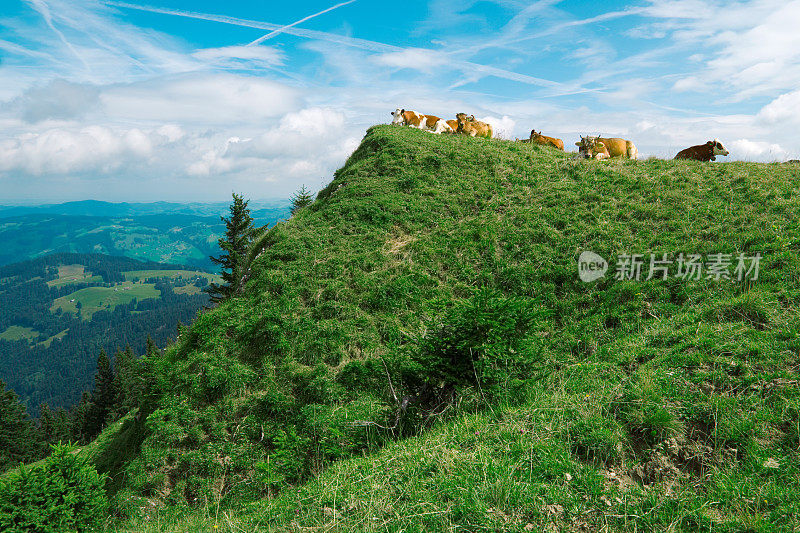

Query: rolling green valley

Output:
[0, 253, 221, 413]
[0, 201, 291, 271]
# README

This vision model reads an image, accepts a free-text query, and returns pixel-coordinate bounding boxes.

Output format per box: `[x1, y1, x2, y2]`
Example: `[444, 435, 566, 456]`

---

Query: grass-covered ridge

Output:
[110, 125, 799, 531]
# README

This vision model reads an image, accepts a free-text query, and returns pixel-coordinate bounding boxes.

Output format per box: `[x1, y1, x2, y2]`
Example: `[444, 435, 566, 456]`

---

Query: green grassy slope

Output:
[109, 125, 799, 531]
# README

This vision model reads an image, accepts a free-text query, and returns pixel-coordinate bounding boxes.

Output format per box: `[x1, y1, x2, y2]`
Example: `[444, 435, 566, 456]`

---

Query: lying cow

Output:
[455, 113, 493, 139]
[576, 135, 638, 160]
[529, 129, 564, 151]
[674, 139, 729, 161]
[391, 108, 453, 134]
[576, 136, 610, 160]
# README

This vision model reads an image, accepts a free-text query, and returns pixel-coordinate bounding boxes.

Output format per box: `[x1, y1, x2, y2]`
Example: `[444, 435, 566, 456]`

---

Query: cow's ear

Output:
[391, 111, 395, 115]
[575, 142, 581, 146]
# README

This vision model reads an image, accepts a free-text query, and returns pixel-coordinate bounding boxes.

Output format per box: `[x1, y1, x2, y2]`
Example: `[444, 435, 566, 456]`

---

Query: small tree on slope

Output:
[290, 185, 313, 215]
[206, 193, 255, 303]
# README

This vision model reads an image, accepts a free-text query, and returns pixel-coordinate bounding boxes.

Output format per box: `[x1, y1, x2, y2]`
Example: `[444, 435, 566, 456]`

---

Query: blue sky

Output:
[1, 0, 799, 202]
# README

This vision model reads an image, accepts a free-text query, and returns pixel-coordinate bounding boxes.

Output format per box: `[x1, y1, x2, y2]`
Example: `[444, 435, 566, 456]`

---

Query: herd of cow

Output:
[390, 107, 731, 162]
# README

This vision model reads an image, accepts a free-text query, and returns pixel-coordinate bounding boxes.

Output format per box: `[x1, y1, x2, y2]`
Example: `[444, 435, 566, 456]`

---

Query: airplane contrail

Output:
[247, 0, 356, 46]
[27, 0, 92, 71]
[103, 1, 577, 90]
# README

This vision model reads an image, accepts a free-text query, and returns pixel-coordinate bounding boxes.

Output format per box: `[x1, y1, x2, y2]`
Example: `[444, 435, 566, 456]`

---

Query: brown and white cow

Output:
[391, 108, 453, 134]
[455, 113, 493, 139]
[576, 136, 610, 160]
[674, 139, 729, 161]
[576, 135, 638, 160]
[529, 129, 564, 151]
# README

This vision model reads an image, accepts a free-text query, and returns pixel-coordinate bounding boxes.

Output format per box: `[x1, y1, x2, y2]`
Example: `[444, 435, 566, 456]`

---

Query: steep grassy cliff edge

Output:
[106, 125, 799, 531]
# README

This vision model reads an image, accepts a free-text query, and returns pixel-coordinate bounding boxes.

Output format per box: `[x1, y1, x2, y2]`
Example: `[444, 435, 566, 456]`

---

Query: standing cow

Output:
[674, 140, 729, 161]
[391, 108, 453, 134]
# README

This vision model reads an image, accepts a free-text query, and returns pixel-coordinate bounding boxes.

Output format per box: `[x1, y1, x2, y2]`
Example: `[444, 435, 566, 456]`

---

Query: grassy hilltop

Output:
[94, 125, 800, 531]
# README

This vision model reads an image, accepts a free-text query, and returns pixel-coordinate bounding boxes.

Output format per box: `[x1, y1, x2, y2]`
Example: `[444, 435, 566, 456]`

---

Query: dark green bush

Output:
[0, 443, 108, 532]
[405, 288, 547, 401]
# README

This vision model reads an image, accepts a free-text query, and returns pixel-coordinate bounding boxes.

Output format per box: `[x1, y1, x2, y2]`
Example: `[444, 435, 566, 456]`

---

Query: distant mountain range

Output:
[0, 199, 291, 220]
[0, 200, 292, 270]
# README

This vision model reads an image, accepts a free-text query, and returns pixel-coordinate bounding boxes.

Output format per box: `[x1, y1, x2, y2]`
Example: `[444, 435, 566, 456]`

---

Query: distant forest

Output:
[0, 253, 211, 413]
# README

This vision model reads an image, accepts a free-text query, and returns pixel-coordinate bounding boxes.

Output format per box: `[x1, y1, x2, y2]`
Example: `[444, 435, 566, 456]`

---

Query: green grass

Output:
[35, 328, 68, 348]
[122, 269, 220, 283]
[50, 282, 160, 320]
[46, 264, 103, 287]
[0, 325, 40, 342]
[78, 125, 800, 531]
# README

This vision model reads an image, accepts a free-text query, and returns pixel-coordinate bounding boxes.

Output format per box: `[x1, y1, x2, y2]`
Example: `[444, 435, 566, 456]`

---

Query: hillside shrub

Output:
[0, 444, 108, 532]
[403, 288, 548, 412]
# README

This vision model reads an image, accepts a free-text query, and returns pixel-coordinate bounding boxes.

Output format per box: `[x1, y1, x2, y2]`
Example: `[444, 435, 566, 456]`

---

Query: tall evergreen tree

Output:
[206, 193, 255, 303]
[111, 345, 138, 420]
[0, 380, 39, 470]
[71, 392, 92, 444]
[84, 350, 115, 440]
[290, 185, 313, 215]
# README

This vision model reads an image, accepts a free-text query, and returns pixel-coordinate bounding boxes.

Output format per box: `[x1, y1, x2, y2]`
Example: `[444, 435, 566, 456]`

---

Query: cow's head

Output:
[575, 135, 593, 151]
[391, 108, 405, 125]
[708, 139, 729, 156]
[576, 135, 603, 158]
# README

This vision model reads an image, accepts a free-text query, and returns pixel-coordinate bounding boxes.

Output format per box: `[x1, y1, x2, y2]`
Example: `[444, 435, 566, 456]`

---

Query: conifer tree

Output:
[111, 345, 138, 419]
[290, 185, 313, 215]
[71, 391, 92, 443]
[84, 350, 115, 439]
[206, 193, 255, 303]
[0, 380, 39, 470]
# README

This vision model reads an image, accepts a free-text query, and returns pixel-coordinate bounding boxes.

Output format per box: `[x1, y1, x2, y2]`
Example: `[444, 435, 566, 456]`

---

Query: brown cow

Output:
[455, 113, 493, 139]
[391, 108, 453, 134]
[576, 136, 610, 160]
[674, 139, 729, 161]
[529, 129, 564, 151]
[576, 135, 637, 159]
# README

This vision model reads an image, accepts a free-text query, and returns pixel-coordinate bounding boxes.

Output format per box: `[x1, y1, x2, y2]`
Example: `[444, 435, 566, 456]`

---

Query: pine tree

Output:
[84, 351, 116, 439]
[206, 193, 255, 303]
[0, 380, 39, 471]
[111, 345, 138, 420]
[38, 403, 55, 442]
[290, 185, 313, 215]
[71, 392, 92, 443]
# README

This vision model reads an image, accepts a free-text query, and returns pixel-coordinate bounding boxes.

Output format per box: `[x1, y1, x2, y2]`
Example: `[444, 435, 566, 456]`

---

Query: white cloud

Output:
[191, 45, 284, 67]
[9, 79, 101, 123]
[0, 125, 157, 175]
[672, 76, 707, 93]
[373, 48, 450, 72]
[729, 138, 787, 160]
[99, 73, 301, 124]
[757, 90, 800, 125]
[480, 115, 515, 140]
